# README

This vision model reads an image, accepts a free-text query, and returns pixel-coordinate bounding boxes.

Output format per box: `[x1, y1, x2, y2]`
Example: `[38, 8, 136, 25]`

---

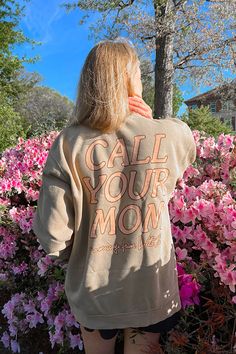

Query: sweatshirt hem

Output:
[69, 296, 182, 329]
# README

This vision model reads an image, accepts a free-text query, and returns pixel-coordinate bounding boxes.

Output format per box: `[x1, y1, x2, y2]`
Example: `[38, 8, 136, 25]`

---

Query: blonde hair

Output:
[67, 37, 140, 133]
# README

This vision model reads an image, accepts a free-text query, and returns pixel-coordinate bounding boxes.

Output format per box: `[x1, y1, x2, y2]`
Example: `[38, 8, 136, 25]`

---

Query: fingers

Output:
[128, 96, 151, 111]
[128, 96, 153, 119]
[128, 96, 145, 106]
[128, 100, 150, 112]
[129, 104, 149, 115]
[129, 105, 152, 119]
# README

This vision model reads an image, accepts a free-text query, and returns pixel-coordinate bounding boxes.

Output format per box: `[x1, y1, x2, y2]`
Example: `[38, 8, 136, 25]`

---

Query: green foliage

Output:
[181, 105, 232, 138]
[0, 94, 30, 152]
[0, 0, 41, 102]
[173, 83, 184, 116]
[0, 0, 41, 151]
[14, 86, 75, 137]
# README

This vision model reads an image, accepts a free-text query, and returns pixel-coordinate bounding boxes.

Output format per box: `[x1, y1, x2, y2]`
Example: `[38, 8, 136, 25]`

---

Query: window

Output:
[209, 102, 216, 113]
[223, 117, 234, 130]
[190, 103, 198, 110]
[221, 100, 235, 112]
[232, 117, 236, 131]
[222, 101, 228, 111]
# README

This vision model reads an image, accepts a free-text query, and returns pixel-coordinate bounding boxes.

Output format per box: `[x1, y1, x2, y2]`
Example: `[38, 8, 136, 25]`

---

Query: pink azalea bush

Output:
[0, 129, 235, 353]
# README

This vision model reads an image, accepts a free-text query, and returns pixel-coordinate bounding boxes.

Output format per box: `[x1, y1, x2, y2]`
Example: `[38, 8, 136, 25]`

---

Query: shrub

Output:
[0, 96, 30, 153]
[0, 129, 235, 353]
[181, 106, 233, 138]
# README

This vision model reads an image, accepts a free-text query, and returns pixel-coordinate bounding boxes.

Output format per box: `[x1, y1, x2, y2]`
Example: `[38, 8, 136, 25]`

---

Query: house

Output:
[184, 79, 236, 131]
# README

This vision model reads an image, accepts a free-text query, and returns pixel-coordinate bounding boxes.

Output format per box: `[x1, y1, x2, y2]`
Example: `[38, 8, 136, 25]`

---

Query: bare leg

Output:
[80, 325, 118, 354]
[123, 328, 162, 354]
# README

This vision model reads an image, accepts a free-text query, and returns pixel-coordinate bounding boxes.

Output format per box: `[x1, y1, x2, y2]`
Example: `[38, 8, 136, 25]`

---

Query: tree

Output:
[62, 0, 236, 119]
[14, 86, 75, 137]
[181, 105, 232, 138]
[0, 93, 29, 152]
[141, 59, 184, 116]
[0, 0, 41, 103]
[140, 59, 155, 113]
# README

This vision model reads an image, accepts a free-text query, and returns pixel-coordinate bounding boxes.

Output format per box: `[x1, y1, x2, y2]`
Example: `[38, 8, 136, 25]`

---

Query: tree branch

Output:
[118, 0, 135, 9]
[175, 36, 236, 69]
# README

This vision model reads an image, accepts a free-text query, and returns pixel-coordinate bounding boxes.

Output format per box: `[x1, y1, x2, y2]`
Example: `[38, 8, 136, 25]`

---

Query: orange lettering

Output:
[128, 169, 153, 200]
[104, 172, 128, 202]
[143, 202, 165, 233]
[151, 134, 167, 163]
[107, 138, 130, 168]
[90, 207, 116, 238]
[85, 139, 108, 171]
[118, 204, 142, 235]
[83, 174, 107, 203]
[151, 168, 169, 197]
[130, 135, 151, 165]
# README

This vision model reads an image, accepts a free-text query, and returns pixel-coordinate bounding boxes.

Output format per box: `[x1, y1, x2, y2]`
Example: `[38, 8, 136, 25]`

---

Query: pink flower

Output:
[220, 268, 236, 293]
[193, 197, 216, 219]
[23, 299, 36, 313]
[65, 311, 80, 328]
[37, 256, 53, 276]
[171, 224, 187, 243]
[213, 252, 236, 292]
[2, 301, 15, 321]
[36, 291, 46, 302]
[232, 296, 236, 304]
[180, 206, 197, 224]
[54, 311, 66, 331]
[69, 332, 84, 350]
[171, 207, 184, 223]
[9, 205, 36, 233]
[1, 123, 236, 351]
[49, 329, 64, 348]
[179, 279, 201, 309]
[12, 261, 28, 275]
[10, 339, 20, 353]
[9, 323, 18, 336]
[1, 331, 10, 348]
[176, 263, 185, 276]
[26, 311, 44, 328]
[177, 263, 201, 309]
[175, 247, 188, 261]
[40, 298, 52, 316]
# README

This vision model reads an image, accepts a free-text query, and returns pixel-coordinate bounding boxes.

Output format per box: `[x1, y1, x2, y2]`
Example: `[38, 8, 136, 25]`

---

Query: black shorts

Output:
[83, 310, 181, 340]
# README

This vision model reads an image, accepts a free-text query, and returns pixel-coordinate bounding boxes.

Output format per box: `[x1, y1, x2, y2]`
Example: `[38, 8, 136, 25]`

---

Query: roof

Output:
[184, 78, 236, 104]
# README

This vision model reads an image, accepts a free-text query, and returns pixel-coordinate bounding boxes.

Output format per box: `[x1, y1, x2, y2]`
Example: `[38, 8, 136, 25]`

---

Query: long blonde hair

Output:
[67, 37, 140, 133]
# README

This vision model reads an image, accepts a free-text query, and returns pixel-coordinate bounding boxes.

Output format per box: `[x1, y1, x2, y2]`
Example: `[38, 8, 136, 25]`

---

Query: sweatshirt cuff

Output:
[46, 244, 73, 261]
[36, 235, 73, 262]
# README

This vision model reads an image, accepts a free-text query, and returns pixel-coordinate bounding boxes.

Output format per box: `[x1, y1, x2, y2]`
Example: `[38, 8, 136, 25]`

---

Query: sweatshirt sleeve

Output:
[32, 148, 75, 262]
[179, 123, 197, 178]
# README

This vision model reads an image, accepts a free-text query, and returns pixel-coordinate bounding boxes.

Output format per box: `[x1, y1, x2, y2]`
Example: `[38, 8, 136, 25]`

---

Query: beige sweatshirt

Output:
[32, 113, 196, 329]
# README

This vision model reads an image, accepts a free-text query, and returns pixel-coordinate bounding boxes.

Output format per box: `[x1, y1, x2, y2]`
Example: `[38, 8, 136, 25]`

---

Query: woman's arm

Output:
[32, 151, 75, 262]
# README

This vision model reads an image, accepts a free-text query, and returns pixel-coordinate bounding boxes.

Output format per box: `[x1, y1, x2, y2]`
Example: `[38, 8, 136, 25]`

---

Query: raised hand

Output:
[128, 94, 153, 119]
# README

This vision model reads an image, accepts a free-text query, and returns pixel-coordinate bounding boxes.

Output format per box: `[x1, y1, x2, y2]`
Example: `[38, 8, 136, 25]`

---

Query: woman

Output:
[33, 37, 196, 354]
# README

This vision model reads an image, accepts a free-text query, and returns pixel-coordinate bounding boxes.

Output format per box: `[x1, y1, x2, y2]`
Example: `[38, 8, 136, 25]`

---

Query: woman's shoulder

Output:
[57, 123, 100, 143]
[163, 116, 190, 128]
[163, 116, 193, 138]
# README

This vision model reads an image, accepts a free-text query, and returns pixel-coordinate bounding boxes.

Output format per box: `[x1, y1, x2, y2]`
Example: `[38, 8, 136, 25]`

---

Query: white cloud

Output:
[22, 0, 66, 44]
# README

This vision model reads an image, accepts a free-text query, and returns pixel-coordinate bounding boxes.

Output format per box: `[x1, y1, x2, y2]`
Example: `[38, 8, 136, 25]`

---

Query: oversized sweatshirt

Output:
[32, 113, 197, 329]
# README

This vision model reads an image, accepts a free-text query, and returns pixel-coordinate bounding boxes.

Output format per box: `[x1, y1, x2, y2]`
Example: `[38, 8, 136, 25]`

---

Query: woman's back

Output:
[33, 112, 196, 329]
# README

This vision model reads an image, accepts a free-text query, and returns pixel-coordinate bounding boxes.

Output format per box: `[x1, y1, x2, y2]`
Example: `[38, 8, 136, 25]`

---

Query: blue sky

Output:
[14, 0, 224, 116]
